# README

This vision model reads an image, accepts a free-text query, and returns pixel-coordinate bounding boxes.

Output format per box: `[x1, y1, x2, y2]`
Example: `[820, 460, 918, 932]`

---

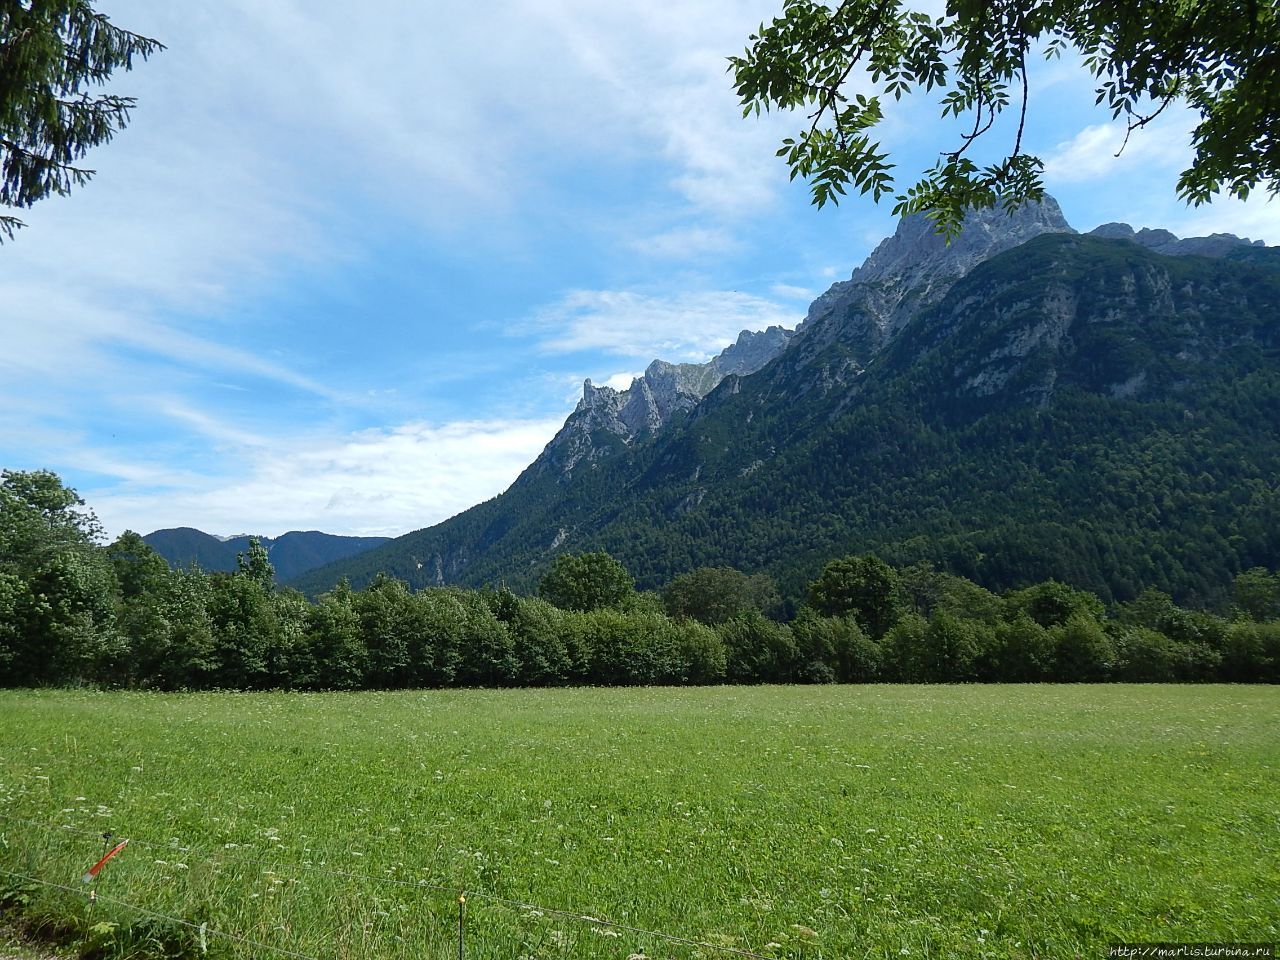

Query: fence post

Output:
[457, 891, 466, 960]
[88, 832, 112, 907]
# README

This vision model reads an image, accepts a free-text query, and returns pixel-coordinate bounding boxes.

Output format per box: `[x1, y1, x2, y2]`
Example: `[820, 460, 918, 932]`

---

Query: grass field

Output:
[0, 686, 1276, 959]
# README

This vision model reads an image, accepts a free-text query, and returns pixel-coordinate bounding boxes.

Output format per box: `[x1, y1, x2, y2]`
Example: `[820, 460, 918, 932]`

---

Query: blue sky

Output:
[3, 0, 1277, 540]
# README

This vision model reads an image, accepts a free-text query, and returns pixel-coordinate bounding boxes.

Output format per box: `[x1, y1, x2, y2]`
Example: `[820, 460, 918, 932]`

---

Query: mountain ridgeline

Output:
[145, 528, 390, 582]
[292, 199, 1280, 608]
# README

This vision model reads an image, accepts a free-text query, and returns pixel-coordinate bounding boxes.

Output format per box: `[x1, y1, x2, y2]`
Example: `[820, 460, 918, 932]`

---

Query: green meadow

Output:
[0, 686, 1276, 959]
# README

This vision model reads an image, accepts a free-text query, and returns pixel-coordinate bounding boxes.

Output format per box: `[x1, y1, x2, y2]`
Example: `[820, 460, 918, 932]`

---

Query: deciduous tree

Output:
[663, 566, 780, 625]
[730, 0, 1280, 235]
[538, 551, 634, 613]
[807, 553, 901, 638]
[0, 469, 115, 683]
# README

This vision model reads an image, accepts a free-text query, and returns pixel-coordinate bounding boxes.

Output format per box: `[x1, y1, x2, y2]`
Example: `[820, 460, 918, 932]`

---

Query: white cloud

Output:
[1156, 197, 1280, 246]
[87, 416, 567, 539]
[520, 289, 800, 360]
[524, 0, 798, 219]
[629, 226, 739, 259]
[600, 371, 644, 391]
[770, 283, 815, 300]
[4, 0, 798, 404]
[1042, 119, 1189, 184]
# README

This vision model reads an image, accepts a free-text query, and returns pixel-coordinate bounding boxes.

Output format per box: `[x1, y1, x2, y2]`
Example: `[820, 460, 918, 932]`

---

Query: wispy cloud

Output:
[629, 226, 739, 259]
[770, 283, 815, 300]
[1042, 119, 1188, 184]
[519, 289, 799, 360]
[1158, 198, 1280, 245]
[1041, 115, 1280, 244]
[87, 416, 567, 539]
[532, 0, 795, 220]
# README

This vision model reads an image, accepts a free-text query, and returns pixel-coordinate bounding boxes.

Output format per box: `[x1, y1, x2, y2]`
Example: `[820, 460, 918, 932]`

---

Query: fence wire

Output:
[0, 869, 323, 960]
[0, 811, 783, 960]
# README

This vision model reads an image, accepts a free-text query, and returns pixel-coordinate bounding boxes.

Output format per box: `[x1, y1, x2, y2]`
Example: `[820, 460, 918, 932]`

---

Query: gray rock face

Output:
[716, 325, 794, 375]
[1090, 222, 1138, 241]
[524, 194, 1261, 484]
[532, 325, 795, 479]
[795, 198, 1076, 362]
[1086, 222, 1266, 257]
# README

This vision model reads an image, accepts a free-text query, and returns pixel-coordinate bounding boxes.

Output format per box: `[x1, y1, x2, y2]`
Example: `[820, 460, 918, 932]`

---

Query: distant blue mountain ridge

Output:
[142, 527, 390, 582]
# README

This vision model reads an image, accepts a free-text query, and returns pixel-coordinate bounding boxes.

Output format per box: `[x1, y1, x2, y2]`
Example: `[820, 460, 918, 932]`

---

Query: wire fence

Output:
[0, 812, 784, 960]
[1, 870, 322, 960]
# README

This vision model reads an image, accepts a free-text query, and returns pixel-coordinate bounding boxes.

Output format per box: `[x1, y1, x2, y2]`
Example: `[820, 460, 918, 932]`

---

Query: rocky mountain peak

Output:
[528, 195, 1270, 487]
[795, 198, 1076, 363]
[852, 196, 1074, 289]
[716, 326, 795, 375]
[536, 325, 797, 481]
[1087, 222, 1266, 257]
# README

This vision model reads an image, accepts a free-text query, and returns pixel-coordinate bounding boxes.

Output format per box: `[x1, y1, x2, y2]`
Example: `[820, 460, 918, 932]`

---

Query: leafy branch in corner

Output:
[729, 0, 1280, 237]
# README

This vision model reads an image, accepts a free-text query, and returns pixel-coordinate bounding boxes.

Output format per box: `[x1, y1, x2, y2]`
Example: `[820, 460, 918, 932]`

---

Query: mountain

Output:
[291, 204, 1280, 608]
[533, 325, 794, 481]
[144, 528, 391, 582]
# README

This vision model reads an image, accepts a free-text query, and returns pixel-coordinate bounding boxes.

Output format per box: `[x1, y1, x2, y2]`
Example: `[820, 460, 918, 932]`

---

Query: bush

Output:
[792, 611, 883, 682]
[1114, 626, 1194, 682]
[717, 611, 798, 683]
[1006, 581, 1105, 629]
[1222, 621, 1280, 682]
[1049, 615, 1115, 682]
[306, 582, 369, 690]
[577, 609, 688, 685]
[921, 613, 992, 682]
[672, 618, 728, 684]
[505, 595, 579, 686]
[988, 616, 1053, 681]
[883, 613, 928, 682]
[449, 590, 518, 687]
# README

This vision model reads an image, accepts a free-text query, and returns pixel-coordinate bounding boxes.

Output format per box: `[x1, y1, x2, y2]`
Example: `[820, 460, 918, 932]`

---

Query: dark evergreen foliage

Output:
[0, 0, 163, 240]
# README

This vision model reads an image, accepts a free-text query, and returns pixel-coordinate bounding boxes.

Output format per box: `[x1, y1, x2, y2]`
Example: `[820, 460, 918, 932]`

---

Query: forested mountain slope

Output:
[293, 214, 1280, 609]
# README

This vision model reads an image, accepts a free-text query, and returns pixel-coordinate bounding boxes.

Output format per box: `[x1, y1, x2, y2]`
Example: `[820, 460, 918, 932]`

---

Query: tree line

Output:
[2, 470, 1277, 690]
